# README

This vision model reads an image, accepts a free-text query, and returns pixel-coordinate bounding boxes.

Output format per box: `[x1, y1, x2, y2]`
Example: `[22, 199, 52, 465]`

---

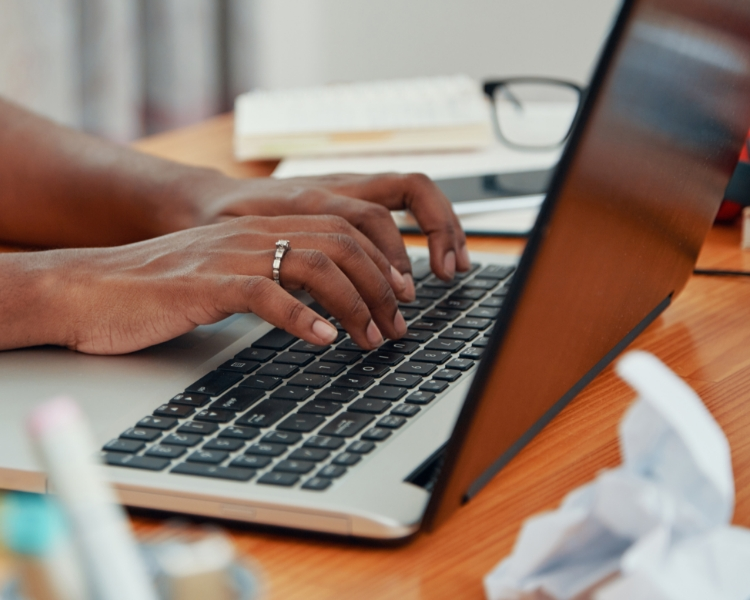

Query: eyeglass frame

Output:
[482, 77, 587, 150]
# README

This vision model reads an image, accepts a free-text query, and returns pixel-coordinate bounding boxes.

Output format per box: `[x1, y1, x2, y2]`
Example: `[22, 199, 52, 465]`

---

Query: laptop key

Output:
[257, 472, 299, 487]
[270, 386, 314, 402]
[405, 391, 436, 405]
[361, 428, 391, 441]
[240, 375, 282, 390]
[391, 404, 421, 417]
[171, 463, 255, 482]
[411, 350, 450, 364]
[288, 373, 331, 388]
[230, 455, 271, 469]
[121, 427, 161, 442]
[450, 288, 485, 300]
[472, 338, 489, 348]
[187, 450, 228, 464]
[163, 432, 202, 447]
[399, 308, 421, 321]
[289, 448, 330, 462]
[318, 465, 347, 478]
[137, 416, 177, 430]
[410, 320, 447, 332]
[186, 371, 243, 396]
[459, 347, 484, 360]
[332, 375, 374, 390]
[349, 398, 391, 413]
[219, 426, 260, 441]
[454, 317, 491, 330]
[422, 276, 457, 289]
[274, 460, 315, 474]
[398, 298, 432, 310]
[211, 388, 264, 412]
[218, 359, 259, 374]
[439, 328, 478, 342]
[425, 339, 464, 352]
[262, 431, 302, 445]
[194, 409, 234, 424]
[304, 362, 346, 376]
[381, 340, 420, 354]
[274, 352, 315, 366]
[348, 363, 389, 378]
[177, 421, 218, 436]
[476, 264, 515, 280]
[403, 329, 433, 343]
[415, 288, 444, 300]
[276, 414, 325, 433]
[378, 415, 406, 429]
[235, 347, 276, 362]
[492, 286, 511, 297]
[146, 445, 186, 459]
[304, 436, 345, 450]
[203, 438, 245, 452]
[290, 341, 330, 355]
[363, 386, 407, 402]
[363, 351, 405, 366]
[105, 453, 169, 471]
[419, 380, 448, 393]
[319, 412, 374, 437]
[235, 399, 297, 428]
[169, 393, 210, 408]
[468, 307, 500, 319]
[396, 362, 437, 376]
[103, 439, 144, 453]
[302, 477, 332, 491]
[462, 278, 498, 290]
[446, 358, 474, 371]
[479, 297, 503, 308]
[257, 363, 298, 378]
[333, 452, 361, 466]
[380, 374, 421, 388]
[252, 328, 296, 350]
[320, 350, 361, 365]
[436, 298, 473, 311]
[336, 339, 368, 352]
[245, 443, 287, 457]
[298, 400, 342, 416]
[347, 440, 375, 454]
[154, 404, 194, 419]
[433, 369, 462, 381]
[423, 308, 461, 321]
[315, 388, 358, 403]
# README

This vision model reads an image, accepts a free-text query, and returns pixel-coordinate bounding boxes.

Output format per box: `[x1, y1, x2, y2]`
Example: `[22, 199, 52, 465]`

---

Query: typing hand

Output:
[185, 172, 471, 285]
[19, 215, 428, 354]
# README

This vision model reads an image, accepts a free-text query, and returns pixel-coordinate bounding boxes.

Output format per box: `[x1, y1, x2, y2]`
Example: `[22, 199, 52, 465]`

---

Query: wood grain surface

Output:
[113, 117, 750, 598]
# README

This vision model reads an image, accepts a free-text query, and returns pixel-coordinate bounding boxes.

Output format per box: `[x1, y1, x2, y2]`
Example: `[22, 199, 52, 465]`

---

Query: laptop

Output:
[2, 0, 750, 540]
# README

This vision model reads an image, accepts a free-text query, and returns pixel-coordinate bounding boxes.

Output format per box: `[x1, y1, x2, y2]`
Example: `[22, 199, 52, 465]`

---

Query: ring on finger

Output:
[272, 239, 291, 285]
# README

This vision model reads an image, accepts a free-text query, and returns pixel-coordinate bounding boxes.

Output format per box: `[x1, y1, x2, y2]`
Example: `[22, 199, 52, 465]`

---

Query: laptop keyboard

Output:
[101, 258, 514, 492]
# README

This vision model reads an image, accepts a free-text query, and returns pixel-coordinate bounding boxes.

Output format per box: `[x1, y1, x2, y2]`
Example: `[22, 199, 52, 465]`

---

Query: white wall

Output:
[247, 0, 623, 91]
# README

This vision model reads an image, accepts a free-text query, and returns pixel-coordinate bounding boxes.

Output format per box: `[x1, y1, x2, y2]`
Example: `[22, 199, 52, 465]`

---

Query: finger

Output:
[279, 249, 387, 349]
[248, 214, 414, 302]
[215, 276, 339, 346]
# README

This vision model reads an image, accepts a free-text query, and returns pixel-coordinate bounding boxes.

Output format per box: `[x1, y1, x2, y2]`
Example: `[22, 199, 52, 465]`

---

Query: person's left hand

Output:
[181, 172, 471, 292]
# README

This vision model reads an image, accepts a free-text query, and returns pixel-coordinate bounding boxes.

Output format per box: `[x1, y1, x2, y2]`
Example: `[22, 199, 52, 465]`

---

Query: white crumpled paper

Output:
[484, 350, 750, 600]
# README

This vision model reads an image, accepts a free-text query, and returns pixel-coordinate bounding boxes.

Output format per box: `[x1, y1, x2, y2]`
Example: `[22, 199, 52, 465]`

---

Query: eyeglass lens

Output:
[493, 82, 580, 148]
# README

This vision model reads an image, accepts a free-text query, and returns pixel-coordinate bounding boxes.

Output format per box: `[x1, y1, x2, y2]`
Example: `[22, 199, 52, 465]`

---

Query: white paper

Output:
[484, 351, 750, 600]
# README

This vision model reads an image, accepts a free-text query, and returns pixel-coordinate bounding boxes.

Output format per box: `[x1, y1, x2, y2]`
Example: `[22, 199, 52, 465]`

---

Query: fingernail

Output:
[366, 320, 384, 347]
[390, 265, 406, 291]
[459, 245, 471, 270]
[403, 273, 416, 301]
[393, 309, 407, 335]
[443, 250, 456, 279]
[312, 319, 338, 344]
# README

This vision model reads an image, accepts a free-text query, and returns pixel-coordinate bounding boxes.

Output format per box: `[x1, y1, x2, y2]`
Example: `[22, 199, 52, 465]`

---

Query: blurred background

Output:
[0, 0, 620, 142]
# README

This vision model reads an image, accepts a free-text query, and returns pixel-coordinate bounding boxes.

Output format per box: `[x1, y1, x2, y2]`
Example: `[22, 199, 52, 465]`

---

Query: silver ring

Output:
[272, 240, 291, 285]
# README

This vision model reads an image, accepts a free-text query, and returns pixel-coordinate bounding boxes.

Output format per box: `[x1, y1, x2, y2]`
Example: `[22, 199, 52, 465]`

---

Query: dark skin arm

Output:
[0, 98, 470, 354]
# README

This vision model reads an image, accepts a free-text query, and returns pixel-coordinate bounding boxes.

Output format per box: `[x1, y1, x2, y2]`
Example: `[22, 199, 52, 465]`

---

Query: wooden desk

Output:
[132, 115, 750, 600]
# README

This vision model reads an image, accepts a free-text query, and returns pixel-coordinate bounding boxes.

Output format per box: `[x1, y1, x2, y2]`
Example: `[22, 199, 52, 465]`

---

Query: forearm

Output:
[0, 98, 222, 248]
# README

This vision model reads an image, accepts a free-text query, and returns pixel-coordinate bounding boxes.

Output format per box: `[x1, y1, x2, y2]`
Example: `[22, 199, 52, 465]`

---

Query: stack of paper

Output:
[234, 75, 494, 160]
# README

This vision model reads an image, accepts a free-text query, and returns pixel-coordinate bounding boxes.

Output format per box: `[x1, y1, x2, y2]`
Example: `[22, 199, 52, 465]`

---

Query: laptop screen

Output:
[426, 0, 750, 529]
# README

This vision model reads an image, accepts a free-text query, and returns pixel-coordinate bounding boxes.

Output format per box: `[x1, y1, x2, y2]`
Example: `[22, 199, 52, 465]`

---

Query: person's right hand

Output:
[24, 214, 415, 355]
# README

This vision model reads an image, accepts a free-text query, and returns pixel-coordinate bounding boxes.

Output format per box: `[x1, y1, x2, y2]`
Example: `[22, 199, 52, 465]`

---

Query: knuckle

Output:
[332, 233, 360, 257]
[301, 249, 332, 273]
[283, 299, 307, 325]
[324, 214, 352, 233]
[241, 276, 272, 305]
[404, 171, 434, 190]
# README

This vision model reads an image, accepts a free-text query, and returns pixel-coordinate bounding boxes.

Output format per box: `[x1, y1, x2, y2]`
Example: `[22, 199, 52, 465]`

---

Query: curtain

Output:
[0, 0, 254, 142]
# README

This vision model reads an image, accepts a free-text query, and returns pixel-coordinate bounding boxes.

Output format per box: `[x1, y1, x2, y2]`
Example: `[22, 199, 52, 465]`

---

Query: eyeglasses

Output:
[483, 78, 585, 150]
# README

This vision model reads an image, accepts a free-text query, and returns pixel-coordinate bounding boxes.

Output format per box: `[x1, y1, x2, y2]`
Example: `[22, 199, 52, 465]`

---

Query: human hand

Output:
[26, 214, 425, 354]
[181, 172, 471, 287]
